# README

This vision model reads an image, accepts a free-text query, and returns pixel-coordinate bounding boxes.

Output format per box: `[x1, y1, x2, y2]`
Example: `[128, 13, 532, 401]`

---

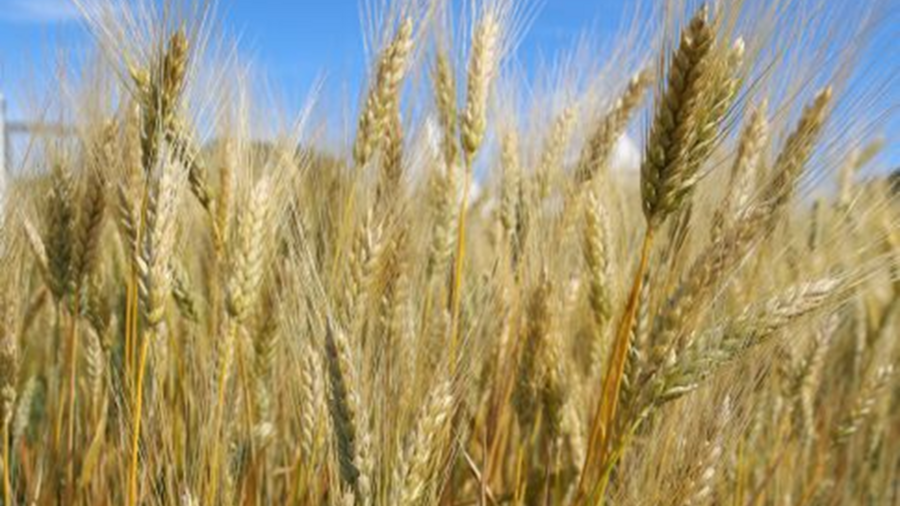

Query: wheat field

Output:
[0, 0, 898, 504]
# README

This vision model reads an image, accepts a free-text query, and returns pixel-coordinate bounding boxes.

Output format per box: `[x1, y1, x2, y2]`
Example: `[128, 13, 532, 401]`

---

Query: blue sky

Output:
[0, 0, 896, 170]
[0, 0, 623, 120]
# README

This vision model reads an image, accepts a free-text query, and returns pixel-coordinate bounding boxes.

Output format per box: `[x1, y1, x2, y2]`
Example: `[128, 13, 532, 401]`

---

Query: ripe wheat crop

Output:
[0, 0, 898, 504]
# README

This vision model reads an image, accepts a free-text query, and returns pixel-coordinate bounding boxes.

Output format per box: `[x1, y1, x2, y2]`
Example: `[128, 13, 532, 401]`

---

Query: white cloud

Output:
[0, 0, 81, 23]
[611, 134, 640, 174]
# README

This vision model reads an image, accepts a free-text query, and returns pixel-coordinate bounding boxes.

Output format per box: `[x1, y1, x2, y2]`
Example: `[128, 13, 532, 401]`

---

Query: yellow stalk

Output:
[127, 328, 154, 506]
[448, 168, 473, 368]
[205, 319, 237, 506]
[2, 422, 10, 506]
[578, 226, 655, 504]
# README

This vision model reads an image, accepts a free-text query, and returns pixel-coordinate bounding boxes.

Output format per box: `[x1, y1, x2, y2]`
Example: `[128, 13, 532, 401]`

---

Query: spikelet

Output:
[513, 277, 553, 431]
[346, 214, 384, 333]
[299, 334, 325, 463]
[541, 323, 569, 438]
[354, 18, 415, 168]
[794, 317, 836, 444]
[837, 139, 883, 210]
[11, 377, 36, 447]
[171, 261, 199, 323]
[759, 88, 832, 216]
[395, 380, 454, 506]
[576, 70, 651, 185]
[433, 49, 459, 168]
[376, 107, 404, 207]
[0, 332, 17, 428]
[685, 37, 744, 178]
[169, 120, 216, 213]
[227, 177, 273, 324]
[619, 271, 651, 422]
[583, 190, 613, 331]
[641, 5, 715, 228]
[537, 106, 576, 199]
[711, 101, 768, 240]
[833, 365, 895, 447]
[499, 129, 521, 244]
[161, 29, 189, 126]
[461, 12, 500, 167]
[22, 218, 50, 283]
[138, 156, 183, 330]
[657, 278, 842, 404]
[72, 167, 107, 290]
[679, 397, 731, 506]
[425, 166, 457, 282]
[84, 325, 106, 413]
[324, 320, 371, 503]
[45, 161, 77, 301]
[133, 30, 190, 172]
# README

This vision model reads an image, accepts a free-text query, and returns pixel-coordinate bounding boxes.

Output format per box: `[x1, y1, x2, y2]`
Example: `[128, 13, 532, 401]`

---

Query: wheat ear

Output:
[575, 70, 651, 185]
[395, 380, 454, 506]
[641, 5, 715, 228]
[449, 11, 501, 366]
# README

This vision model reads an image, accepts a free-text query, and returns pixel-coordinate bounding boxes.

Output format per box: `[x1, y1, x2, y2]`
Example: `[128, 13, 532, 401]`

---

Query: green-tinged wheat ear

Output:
[576, 70, 651, 185]
[583, 189, 613, 332]
[461, 13, 500, 167]
[650, 125, 799, 376]
[72, 165, 107, 290]
[712, 100, 768, 241]
[46, 161, 77, 301]
[395, 380, 454, 506]
[513, 276, 553, 432]
[641, 5, 715, 228]
[84, 273, 110, 336]
[833, 365, 895, 447]
[227, 177, 273, 324]
[617, 271, 651, 428]
[324, 319, 371, 504]
[655, 278, 842, 405]
[354, 18, 415, 168]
